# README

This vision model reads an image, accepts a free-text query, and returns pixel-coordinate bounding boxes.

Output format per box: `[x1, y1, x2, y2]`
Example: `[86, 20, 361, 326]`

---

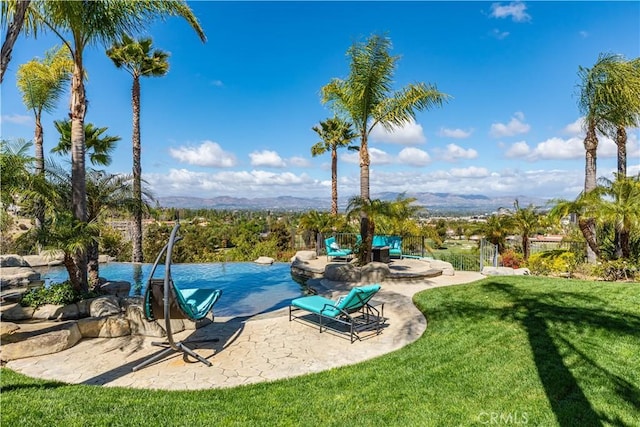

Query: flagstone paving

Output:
[5, 271, 484, 390]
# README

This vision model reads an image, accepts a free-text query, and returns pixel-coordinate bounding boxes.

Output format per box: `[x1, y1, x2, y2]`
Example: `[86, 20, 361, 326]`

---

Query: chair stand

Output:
[132, 337, 219, 372]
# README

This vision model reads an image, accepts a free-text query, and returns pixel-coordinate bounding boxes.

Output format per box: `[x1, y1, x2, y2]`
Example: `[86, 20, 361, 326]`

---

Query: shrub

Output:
[20, 282, 101, 308]
[527, 250, 577, 277]
[592, 259, 638, 281]
[501, 249, 524, 268]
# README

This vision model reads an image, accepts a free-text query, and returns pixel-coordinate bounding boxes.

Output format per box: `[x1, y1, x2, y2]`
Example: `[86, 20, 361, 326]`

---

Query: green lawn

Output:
[2, 277, 639, 426]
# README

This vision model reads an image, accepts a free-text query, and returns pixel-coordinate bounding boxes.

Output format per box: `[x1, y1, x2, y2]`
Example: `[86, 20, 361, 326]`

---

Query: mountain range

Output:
[157, 192, 550, 215]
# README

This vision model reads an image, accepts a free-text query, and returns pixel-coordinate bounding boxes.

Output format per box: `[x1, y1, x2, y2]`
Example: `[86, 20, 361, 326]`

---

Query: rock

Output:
[88, 295, 121, 317]
[254, 256, 274, 265]
[428, 260, 455, 276]
[0, 321, 20, 337]
[0, 266, 41, 288]
[98, 255, 115, 263]
[76, 299, 91, 317]
[514, 268, 531, 275]
[0, 323, 81, 361]
[77, 315, 130, 338]
[22, 252, 64, 267]
[98, 281, 131, 297]
[32, 304, 64, 320]
[125, 304, 166, 337]
[291, 250, 317, 262]
[0, 255, 29, 268]
[325, 263, 360, 282]
[482, 266, 515, 276]
[360, 262, 390, 284]
[0, 304, 35, 321]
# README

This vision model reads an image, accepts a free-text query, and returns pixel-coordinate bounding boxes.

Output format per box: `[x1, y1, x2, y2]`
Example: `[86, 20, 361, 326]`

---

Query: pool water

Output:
[39, 262, 307, 318]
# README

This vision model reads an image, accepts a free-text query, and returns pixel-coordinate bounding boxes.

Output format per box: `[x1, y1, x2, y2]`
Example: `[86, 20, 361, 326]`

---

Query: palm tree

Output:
[476, 214, 514, 255]
[16, 46, 72, 229]
[0, 0, 30, 83]
[321, 34, 449, 263]
[106, 35, 169, 263]
[548, 197, 600, 259]
[7, 0, 205, 292]
[510, 199, 541, 261]
[311, 116, 357, 216]
[52, 119, 120, 167]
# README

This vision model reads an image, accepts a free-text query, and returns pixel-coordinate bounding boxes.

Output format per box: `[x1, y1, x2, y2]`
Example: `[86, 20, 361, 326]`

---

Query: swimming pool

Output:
[39, 262, 308, 318]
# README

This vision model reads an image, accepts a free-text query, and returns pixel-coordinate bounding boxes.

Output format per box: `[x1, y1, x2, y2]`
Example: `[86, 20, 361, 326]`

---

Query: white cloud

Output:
[450, 166, 490, 178]
[440, 143, 478, 161]
[439, 127, 472, 139]
[505, 141, 531, 158]
[563, 117, 585, 136]
[490, 28, 510, 39]
[531, 137, 584, 159]
[490, 1, 531, 22]
[1, 114, 32, 125]
[397, 147, 431, 167]
[370, 119, 426, 145]
[249, 150, 286, 168]
[169, 141, 237, 167]
[342, 147, 393, 165]
[288, 156, 311, 167]
[490, 112, 531, 137]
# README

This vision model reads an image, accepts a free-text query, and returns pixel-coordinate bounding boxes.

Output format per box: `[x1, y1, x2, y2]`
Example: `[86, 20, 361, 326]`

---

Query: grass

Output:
[2, 276, 639, 426]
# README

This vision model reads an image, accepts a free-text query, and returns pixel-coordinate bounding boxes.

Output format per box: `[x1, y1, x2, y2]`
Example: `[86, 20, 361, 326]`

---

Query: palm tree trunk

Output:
[0, 0, 30, 83]
[87, 241, 100, 289]
[583, 123, 598, 263]
[34, 114, 45, 230]
[360, 133, 372, 264]
[132, 76, 144, 263]
[522, 234, 530, 261]
[616, 125, 627, 177]
[331, 147, 338, 215]
[70, 48, 88, 293]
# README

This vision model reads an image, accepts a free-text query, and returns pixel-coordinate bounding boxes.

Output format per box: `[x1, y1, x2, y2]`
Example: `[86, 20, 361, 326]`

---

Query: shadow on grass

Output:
[425, 279, 640, 427]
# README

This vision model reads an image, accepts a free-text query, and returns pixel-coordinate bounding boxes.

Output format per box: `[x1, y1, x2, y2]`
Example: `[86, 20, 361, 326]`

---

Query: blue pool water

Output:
[39, 262, 307, 318]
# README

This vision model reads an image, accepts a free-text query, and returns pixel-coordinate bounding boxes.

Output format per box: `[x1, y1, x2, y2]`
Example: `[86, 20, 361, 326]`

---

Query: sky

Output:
[1, 1, 639, 204]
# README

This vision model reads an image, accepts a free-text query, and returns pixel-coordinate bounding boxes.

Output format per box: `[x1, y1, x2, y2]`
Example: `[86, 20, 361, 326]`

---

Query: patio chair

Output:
[132, 223, 223, 371]
[325, 236, 353, 262]
[289, 284, 383, 343]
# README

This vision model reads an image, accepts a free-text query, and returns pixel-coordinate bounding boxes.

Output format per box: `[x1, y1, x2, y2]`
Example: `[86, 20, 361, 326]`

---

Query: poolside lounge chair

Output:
[289, 284, 383, 343]
[132, 223, 223, 372]
[372, 235, 403, 258]
[325, 236, 353, 262]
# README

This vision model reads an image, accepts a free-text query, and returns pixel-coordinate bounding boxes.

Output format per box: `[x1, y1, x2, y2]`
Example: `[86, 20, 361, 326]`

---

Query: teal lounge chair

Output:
[325, 236, 353, 261]
[289, 284, 383, 343]
[133, 223, 223, 372]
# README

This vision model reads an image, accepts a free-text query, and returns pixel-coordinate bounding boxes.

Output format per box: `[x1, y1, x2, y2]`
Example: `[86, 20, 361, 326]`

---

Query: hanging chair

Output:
[132, 223, 222, 371]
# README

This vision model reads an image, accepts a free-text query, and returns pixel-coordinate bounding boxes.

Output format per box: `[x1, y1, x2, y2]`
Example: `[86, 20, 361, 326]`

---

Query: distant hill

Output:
[157, 192, 549, 215]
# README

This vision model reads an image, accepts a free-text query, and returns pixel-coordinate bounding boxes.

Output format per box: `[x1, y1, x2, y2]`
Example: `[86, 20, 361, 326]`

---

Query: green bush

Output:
[19, 282, 100, 308]
[592, 259, 638, 281]
[527, 250, 577, 277]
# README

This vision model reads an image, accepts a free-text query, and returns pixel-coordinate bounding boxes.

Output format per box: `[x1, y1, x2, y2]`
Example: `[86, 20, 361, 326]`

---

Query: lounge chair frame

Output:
[289, 286, 383, 343]
[132, 223, 222, 372]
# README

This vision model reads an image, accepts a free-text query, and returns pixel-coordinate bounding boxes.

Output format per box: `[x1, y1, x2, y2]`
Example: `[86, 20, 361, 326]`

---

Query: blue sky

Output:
[2, 1, 639, 203]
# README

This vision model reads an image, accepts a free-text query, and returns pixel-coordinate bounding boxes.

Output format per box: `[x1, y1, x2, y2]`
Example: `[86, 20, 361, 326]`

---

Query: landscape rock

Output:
[482, 266, 515, 276]
[324, 263, 360, 282]
[22, 252, 64, 267]
[0, 304, 35, 321]
[0, 323, 81, 361]
[89, 295, 121, 317]
[32, 304, 65, 320]
[0, 254, 30, 268]
[98, 280, 131, 297]
[291, 250, 317, 262]
[125, 304, 166, 337]
[428, 260, 455, 276]
[0, 321, 20, 338]
[360, 262, 390, 284]
[254, 256, 274, 265]
[0, 266, 41, 287]
[77, 315, 130, 338]
[514, 268, 531, 275]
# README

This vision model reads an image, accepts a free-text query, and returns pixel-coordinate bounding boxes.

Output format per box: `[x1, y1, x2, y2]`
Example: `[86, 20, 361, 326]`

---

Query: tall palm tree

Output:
[7, 0, 205, 292]
[311, 116, 357, 216]
[106, 35, 169, 263]
[549, 196, 600, 260]
[16, 46, 72, 229]
[510, 199, 541, 261]
[52, 119, 120, 167]
[321, 34, 449, 263]
[0, 0, 31, 83]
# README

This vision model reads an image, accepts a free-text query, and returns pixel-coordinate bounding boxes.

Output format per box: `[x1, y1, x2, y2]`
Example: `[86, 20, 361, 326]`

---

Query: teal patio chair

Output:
[289, 284, 383, 342]
[133, 223, 223, 371]
[325, 236, 353, 262]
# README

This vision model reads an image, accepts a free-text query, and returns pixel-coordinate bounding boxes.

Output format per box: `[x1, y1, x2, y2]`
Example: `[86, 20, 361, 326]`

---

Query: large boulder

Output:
[98, 280, 131, 297]
[88, 295, 121, 317]
[360, 262, 390, 284]
[125, 304, 166, 337]
[0, 255, 29, 268]
[324, 262, 360, 282]
[32, 303, 80, 321]
[77, 315, 131, 338]
[254, 256, 274, 265]
[22, 252, 64, 267]
[291, 250, 317, 262]
[0, 322, 81, 361]
[0, 304, 35, 321]
[0, 255, 41, 287]
[0, 321, 20, 338]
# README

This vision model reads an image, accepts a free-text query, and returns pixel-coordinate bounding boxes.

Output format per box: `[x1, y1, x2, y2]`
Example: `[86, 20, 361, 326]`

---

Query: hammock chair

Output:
[132, 223, 222, 371]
